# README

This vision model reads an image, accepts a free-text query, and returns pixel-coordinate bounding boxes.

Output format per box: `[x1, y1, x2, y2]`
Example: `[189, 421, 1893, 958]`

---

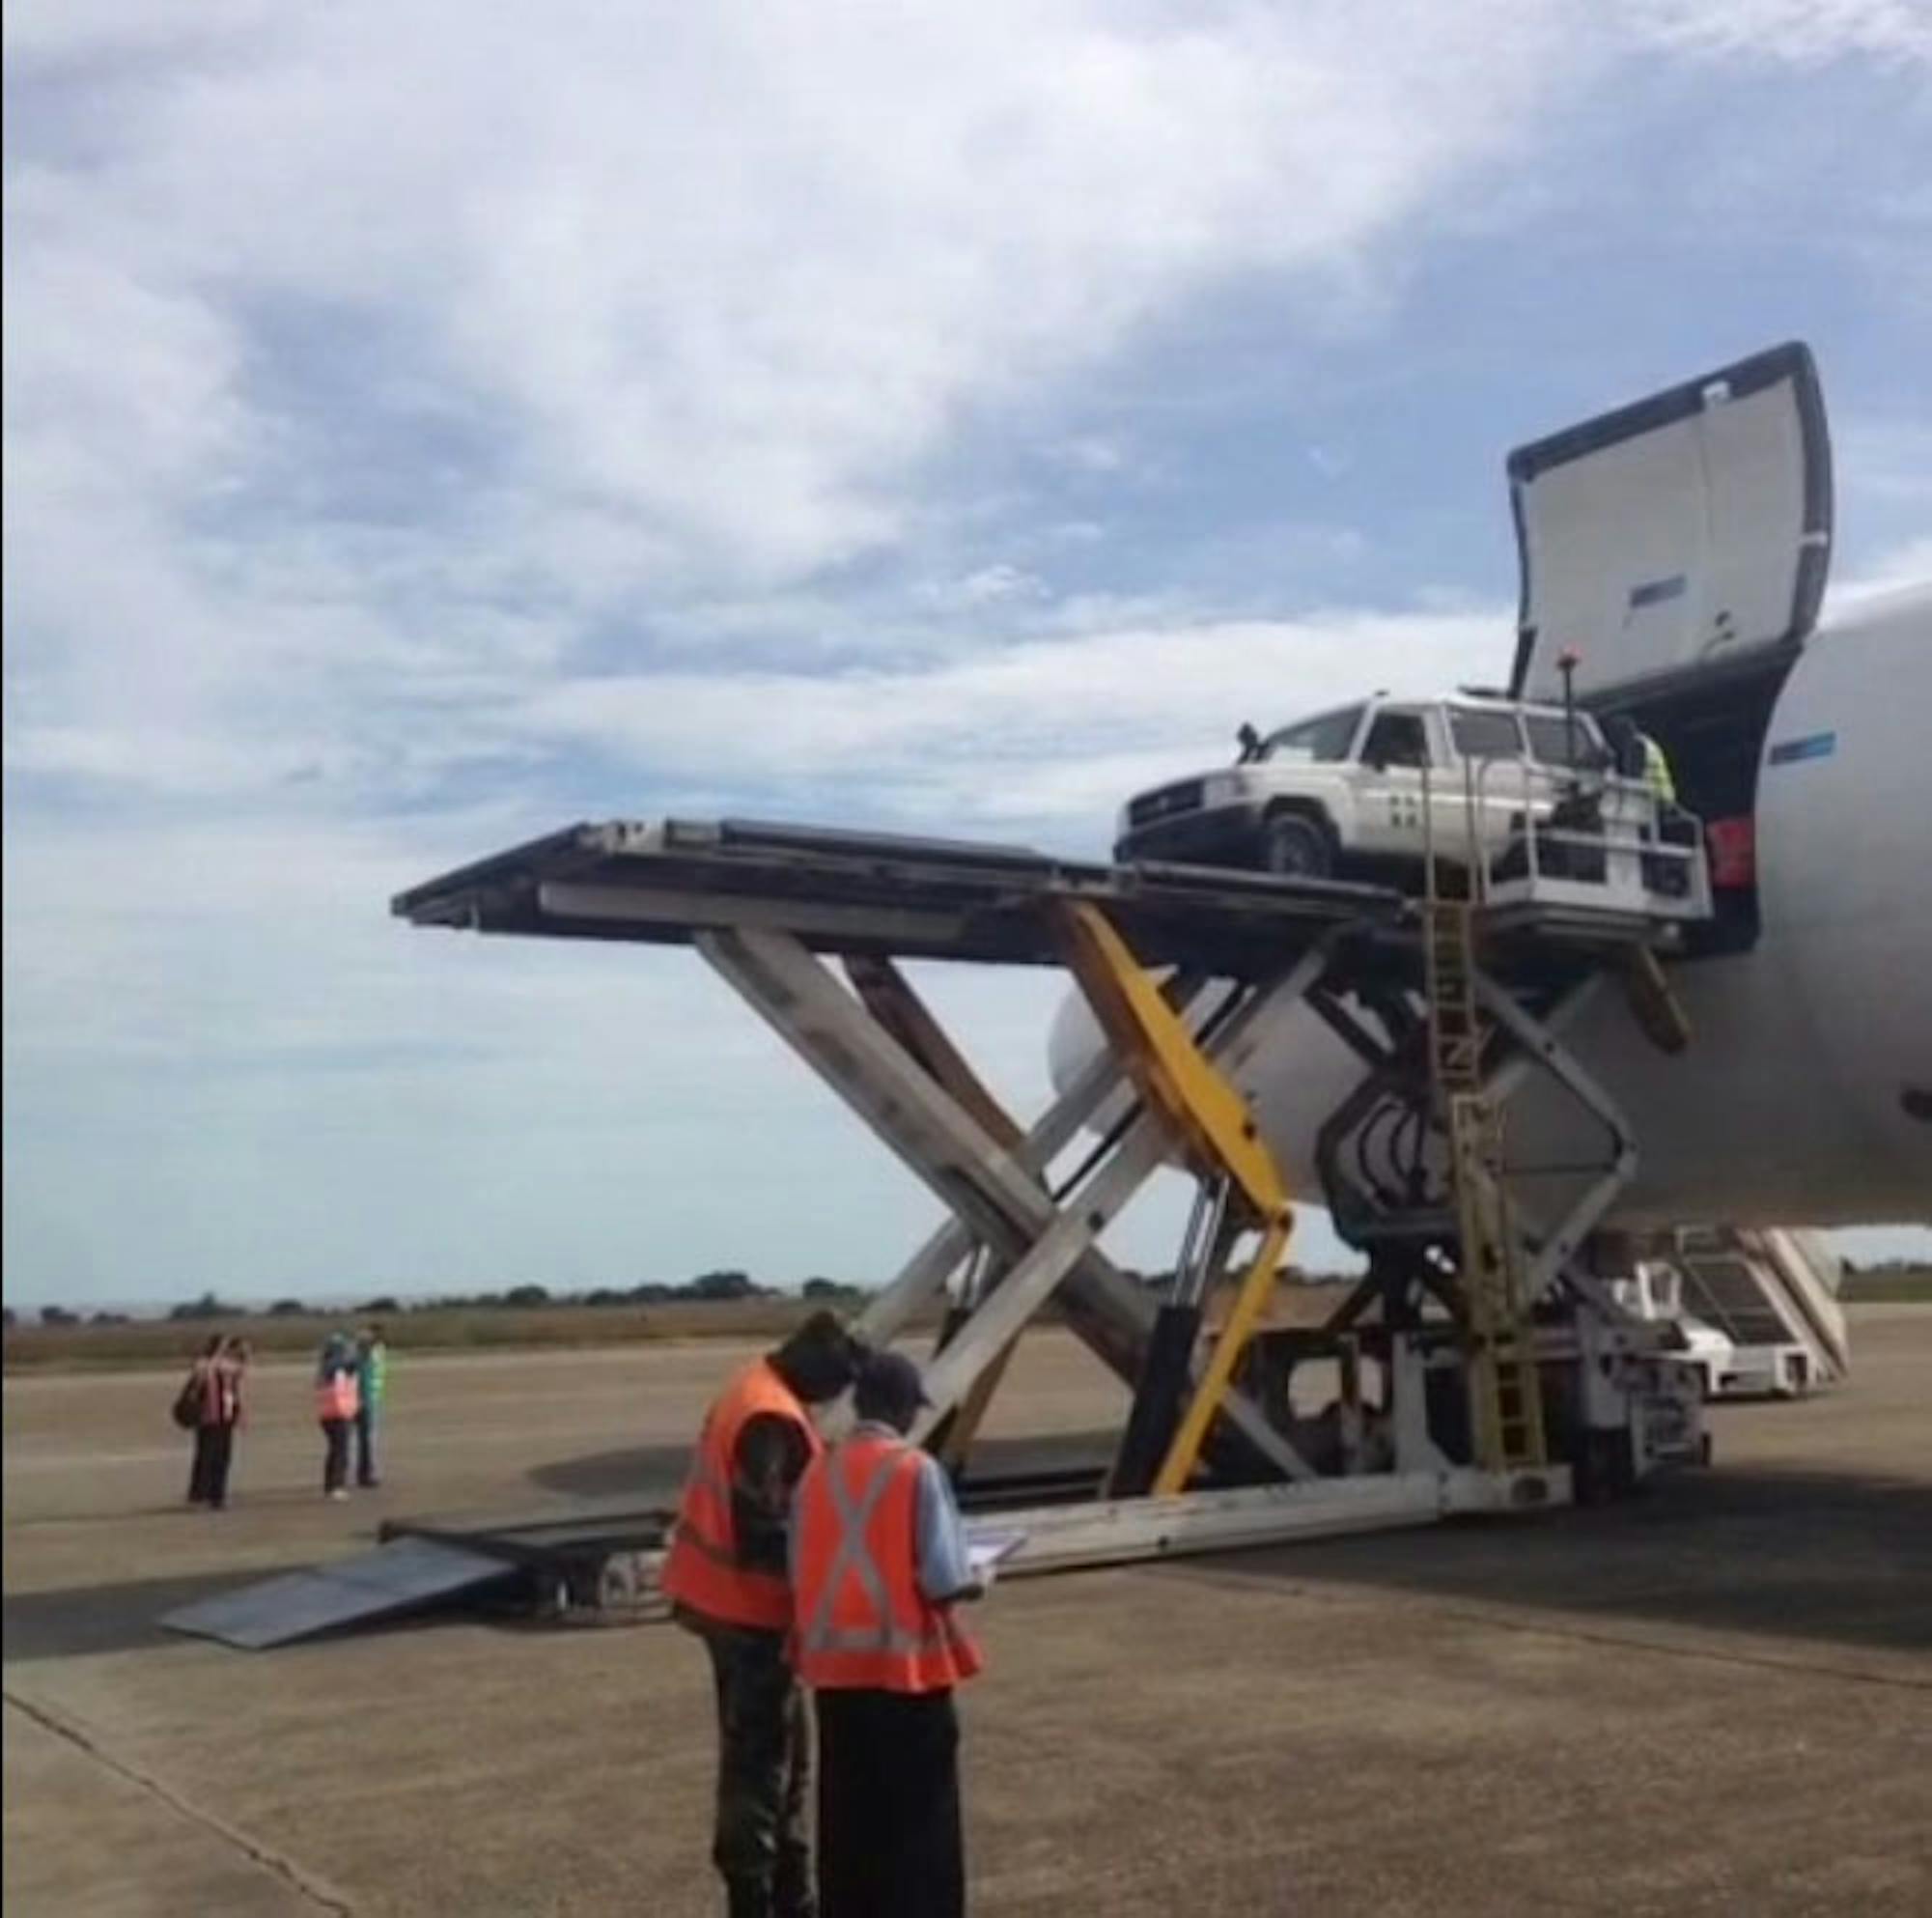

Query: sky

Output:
[5, 0, 1931, 1310]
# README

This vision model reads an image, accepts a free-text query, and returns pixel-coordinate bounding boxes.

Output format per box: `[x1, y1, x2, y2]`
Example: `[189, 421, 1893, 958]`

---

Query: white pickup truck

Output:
[1114, 691, 1645, 881]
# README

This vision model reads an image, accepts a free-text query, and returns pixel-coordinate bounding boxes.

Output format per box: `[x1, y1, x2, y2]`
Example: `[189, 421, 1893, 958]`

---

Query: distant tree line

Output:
[0, 1272, 868, 1327]
[2, 1265, 1390, 1333]
[408, 1272, 864, 1311]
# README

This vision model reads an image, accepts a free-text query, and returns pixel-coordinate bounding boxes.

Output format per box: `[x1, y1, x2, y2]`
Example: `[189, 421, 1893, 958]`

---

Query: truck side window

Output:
[1524, 713, 1595, 767]
[1360, 711, 1430, 769]
[1450, 710, 1525, 760]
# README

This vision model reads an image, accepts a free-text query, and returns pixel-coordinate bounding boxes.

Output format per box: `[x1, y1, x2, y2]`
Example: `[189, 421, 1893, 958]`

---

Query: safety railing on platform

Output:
[1420, 754, 1713, 924]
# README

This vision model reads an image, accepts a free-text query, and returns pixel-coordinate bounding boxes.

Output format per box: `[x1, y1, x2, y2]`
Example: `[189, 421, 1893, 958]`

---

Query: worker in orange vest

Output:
[790, 1349, 989, 1918]
[315, 1333, 361, 1501]
[660, 1312, 864, 1918]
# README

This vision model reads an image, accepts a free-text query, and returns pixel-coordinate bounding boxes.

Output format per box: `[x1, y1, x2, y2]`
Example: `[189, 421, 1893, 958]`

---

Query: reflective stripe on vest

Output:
[792, 1436, 982, 1694]
[658, 1358, 820, 1631]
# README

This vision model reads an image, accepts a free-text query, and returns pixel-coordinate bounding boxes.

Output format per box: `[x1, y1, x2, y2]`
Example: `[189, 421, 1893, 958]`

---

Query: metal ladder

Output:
[1424, 838, 1549, 1474]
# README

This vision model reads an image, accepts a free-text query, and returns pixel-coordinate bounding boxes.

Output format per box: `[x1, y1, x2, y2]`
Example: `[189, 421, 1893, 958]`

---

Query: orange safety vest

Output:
[791, 1432, 983, 1695]
[317, 1370, 359, 1422]
[659, 1358, 821, 1631]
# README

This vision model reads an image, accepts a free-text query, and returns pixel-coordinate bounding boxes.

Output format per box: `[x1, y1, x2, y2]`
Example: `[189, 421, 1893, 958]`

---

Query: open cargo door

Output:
[1508, 342, 1833, 704]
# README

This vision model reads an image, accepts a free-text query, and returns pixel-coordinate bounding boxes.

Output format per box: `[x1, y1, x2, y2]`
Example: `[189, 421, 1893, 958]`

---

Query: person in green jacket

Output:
[354, 1323, 388, 1489]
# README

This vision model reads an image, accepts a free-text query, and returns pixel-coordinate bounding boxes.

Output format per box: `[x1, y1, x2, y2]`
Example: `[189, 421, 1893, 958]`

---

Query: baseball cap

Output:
[854, 1348, 931, 1421]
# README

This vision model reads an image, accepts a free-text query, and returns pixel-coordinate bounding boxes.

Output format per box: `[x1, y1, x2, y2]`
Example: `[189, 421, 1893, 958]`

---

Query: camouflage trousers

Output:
[686, 1616, 815, 1918]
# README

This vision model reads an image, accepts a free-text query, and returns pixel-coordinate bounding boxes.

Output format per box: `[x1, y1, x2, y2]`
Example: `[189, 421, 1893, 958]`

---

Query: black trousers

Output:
[816, 1689, 964, 1918]
[322, 1418, 351, 1493]
[187, 1425, 235, 1508]
[693, 1620, 813, 1918]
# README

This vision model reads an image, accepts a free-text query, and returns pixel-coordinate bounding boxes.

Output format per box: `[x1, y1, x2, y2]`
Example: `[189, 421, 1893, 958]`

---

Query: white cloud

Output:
[1837, 422, 1932, 509]
[920, 564, 1050, 612]
[1831, 536, 1932, 607]
[10, 1, 1928, 812]
[4, 0, 1630, 806]
[1624, 0, 1932, 67]
[518, 604, 1502, 839]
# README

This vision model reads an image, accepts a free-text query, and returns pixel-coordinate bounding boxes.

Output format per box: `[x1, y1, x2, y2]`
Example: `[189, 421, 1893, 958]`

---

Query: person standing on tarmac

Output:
[791, 1349, 989, 1918]
[315, 1332, 361, 1501]
[659, 1311, 864, 1918]
[354, 1322, 388, 1488]
[183, 1335, 245, 1509]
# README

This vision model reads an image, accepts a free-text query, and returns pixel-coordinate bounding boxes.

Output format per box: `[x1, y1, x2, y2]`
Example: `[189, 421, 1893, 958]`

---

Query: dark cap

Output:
[854, 1349, 931, 1425]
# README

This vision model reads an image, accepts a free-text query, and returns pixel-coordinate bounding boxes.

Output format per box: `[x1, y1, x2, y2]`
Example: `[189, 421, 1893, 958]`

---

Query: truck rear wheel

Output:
[1260, 812, 1332, 879]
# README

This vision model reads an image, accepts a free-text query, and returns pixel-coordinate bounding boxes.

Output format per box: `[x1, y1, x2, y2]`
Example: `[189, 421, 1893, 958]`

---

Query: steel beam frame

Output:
[386, 813, 1722, 1608]
[696, 926, 1330, 1482]
[965, 1460, 1569, 1581]
[1473, 973, 1638, 1301]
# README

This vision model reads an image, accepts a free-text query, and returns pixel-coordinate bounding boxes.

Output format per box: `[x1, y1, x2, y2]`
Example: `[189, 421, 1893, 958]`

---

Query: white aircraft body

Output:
[1051, 344, 1932, 1233]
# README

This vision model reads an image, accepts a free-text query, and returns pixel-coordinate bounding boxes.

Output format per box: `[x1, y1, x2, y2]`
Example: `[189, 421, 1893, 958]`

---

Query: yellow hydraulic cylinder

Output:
[1058, 902, 1295, 1495]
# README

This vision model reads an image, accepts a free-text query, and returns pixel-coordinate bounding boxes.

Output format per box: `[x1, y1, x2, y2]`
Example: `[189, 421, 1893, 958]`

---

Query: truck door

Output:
[1442, 707, 1530, 860]
[1356, 707, 1434, 857]
[1506, 341, 1832, 707]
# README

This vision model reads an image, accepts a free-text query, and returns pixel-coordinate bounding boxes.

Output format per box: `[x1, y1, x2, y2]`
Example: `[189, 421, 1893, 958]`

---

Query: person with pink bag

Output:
[315, 1332, 362, 1501]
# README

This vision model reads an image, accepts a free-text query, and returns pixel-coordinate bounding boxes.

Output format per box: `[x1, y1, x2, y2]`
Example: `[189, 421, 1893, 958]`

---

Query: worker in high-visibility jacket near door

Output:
[1605, 716, 1689, 896]
[791, 1349, 989, 1918]
[660, 1312, 864, 1918]
[1604, 714, 1677, 804]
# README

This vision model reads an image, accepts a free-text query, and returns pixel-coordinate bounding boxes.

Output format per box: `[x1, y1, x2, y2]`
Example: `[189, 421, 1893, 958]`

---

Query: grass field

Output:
[6, 1267, 1926, 1372]
[1841, 1266, 1932, 1304]
[0, 1292, 896, 1372]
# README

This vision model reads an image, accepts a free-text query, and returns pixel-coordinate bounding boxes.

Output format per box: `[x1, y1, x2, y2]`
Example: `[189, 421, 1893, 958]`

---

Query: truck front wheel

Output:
[1259, 812, 1332, 879]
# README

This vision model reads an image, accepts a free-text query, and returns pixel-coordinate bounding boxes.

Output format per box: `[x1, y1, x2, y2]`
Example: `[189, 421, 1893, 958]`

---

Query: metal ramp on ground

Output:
[160, 1537, 517, 1650]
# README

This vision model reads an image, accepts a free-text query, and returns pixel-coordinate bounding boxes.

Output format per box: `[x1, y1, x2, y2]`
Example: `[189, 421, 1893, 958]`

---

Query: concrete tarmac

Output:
[5, 1312, 1929, 1916]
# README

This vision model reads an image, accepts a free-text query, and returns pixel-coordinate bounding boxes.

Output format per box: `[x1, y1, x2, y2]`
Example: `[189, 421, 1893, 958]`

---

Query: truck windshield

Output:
[1260, 705, 1362, 763]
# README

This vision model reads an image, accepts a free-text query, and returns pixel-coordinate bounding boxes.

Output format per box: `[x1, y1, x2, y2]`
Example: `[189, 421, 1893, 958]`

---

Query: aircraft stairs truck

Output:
[1612, 1227, 1849, 1399]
